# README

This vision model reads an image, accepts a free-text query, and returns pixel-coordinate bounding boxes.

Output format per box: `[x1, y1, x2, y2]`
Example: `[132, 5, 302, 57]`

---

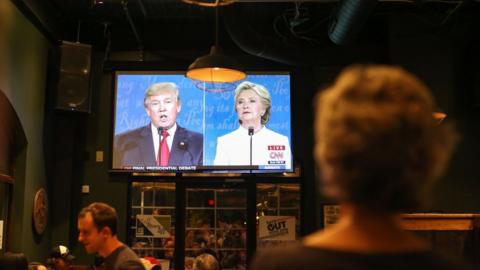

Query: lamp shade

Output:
[186, 46, 246, 83]
[433, 111, 447, 124]
[182, 0, 236, 7]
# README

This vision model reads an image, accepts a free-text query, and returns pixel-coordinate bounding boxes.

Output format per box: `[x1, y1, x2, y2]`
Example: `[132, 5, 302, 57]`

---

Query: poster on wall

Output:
[136, 215, 171, 238]
[258, 216, 296, 241]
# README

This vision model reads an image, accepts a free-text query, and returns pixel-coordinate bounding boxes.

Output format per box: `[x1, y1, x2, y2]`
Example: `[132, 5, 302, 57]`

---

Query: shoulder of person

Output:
[177, 126, 203, 139]
[251, 243, 308, 270]
[115, 125, 148, 140]
[263, 128, 288, 139]
[118, 259, 146, 270]
[420, 250, 475, 270]
[121, 245, 140, 256]
[217, 129, 241, 141]
[187, 129, 204, 140]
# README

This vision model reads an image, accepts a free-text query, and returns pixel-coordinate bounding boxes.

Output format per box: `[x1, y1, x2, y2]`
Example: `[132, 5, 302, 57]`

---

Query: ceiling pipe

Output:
[137, 0, 147, 16]
[121, 0, 144, 60]
[223, 6, 313, 66]
[328, 0, 378, 45]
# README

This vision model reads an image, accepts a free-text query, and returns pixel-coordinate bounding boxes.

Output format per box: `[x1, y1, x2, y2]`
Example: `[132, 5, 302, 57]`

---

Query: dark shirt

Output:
[250, 243, 474, 270]
[113, 124, 203, 168]
[104, 245, 144, 270]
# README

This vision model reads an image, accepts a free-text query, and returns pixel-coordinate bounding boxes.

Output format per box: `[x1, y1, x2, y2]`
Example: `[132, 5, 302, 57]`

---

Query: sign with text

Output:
[258, 216, 295, 240]
[323, 205, 341, 227]
[136, 215, 171, 238]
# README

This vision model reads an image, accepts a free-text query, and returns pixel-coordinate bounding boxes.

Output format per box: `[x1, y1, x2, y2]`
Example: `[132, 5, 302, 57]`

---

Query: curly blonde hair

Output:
[315, 65, 457, 212]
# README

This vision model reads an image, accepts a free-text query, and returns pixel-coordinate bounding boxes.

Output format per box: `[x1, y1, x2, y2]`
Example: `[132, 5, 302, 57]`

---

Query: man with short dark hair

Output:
[77, 202, 145, 270]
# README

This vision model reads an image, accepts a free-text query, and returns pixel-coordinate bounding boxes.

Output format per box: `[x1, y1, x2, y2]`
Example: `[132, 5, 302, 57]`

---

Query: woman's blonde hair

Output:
[315, 65, 458, 212]
[234, 81, 272, 125]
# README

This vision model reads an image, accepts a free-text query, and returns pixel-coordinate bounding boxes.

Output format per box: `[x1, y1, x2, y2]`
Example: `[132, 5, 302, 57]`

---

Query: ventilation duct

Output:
[328, 0, 378, 45]
[223, 6, 312, 66]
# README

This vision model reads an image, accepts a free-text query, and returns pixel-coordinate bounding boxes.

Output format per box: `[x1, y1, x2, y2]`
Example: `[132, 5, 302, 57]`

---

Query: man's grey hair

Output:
[193, 254, 220, 270]
[144, 82, 180, 108]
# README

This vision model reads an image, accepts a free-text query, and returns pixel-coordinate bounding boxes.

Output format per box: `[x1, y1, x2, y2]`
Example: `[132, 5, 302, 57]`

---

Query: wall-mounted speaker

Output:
[55, 41, 92, 113]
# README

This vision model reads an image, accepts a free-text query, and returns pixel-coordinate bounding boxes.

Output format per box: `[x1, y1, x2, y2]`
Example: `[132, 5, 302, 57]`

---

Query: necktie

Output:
[157, 130, 170, 166]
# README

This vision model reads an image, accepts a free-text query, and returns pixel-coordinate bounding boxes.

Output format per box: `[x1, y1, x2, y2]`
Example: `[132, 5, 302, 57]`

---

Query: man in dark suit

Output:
[113, 82, 203, 168]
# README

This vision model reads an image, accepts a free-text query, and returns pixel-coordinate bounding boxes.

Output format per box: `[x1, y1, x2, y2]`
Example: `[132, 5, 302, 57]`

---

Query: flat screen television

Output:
[111, 71, 292, 173]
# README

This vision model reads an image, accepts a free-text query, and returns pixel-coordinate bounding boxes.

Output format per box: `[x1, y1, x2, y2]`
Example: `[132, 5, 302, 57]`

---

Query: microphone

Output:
[248, 126, 254, 170]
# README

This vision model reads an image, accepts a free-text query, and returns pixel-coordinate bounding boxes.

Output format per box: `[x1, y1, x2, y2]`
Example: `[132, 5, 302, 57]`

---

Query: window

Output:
[130, 182, 175, 269]
[185, 188, 247, 270]
[256, 184, 300, 250]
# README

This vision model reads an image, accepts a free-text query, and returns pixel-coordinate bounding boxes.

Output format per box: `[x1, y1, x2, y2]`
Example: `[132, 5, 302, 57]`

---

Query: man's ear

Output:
[100, 226, 113, 237]
[145, 107, 152, 117]
[177, 103, 182, 113]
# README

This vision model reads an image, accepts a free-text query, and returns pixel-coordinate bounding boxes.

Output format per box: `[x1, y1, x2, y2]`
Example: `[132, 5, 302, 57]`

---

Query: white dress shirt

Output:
[213, 126, 292, 170]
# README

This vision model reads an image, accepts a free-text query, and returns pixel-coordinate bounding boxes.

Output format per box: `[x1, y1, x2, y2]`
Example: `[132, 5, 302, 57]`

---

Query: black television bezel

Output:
[109, 70, 295, 176]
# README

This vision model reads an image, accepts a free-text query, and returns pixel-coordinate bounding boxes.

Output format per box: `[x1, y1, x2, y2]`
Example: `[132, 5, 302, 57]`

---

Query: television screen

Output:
[112, 71, 292, 173]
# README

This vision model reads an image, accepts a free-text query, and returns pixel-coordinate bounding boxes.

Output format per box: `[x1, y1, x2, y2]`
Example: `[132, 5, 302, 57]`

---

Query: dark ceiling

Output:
[44, 1, 337, 51]
[17, 0, 480, 65]
[41, 1, 472, 44]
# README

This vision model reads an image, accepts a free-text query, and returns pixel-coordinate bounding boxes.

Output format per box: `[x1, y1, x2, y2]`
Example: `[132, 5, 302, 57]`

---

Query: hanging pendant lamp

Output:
[182, 0, 236, 8]
[186, 7, 246, 83]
